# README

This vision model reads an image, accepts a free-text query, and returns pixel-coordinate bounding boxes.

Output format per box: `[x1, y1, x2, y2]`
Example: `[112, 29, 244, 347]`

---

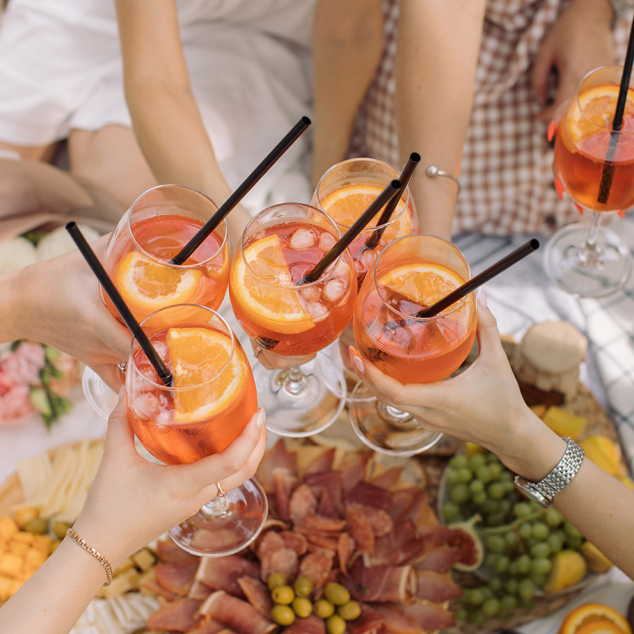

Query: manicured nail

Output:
[118, 386, 125, 401]
[255, 409, 265, 429]
[352, 354, 364, 374]
[478, 290, 487, 309]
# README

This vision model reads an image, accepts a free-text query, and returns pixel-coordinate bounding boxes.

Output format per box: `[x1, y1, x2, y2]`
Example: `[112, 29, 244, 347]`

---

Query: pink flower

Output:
[0, 369, 12, 396]
[0, 384, 35, 425]
[0, 343, 45, 385]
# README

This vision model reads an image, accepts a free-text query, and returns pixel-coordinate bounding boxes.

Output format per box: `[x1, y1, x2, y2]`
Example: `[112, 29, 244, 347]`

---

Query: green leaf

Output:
[44, 345, 61, 364]
[29, 386, 52, 416]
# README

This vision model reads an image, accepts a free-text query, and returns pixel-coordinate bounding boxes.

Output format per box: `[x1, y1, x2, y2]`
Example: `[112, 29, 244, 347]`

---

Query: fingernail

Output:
[478, 290, 487, 309]
[255, 409, 265, 429]
[118, 386, 126, 401]
[352, 354, 364, 374]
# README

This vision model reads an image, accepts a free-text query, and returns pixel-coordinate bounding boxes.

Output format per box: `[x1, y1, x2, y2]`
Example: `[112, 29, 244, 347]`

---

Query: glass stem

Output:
[200, 491, 229, 518]
[585, 212, 602, 250]
[284, 366, 307, 396]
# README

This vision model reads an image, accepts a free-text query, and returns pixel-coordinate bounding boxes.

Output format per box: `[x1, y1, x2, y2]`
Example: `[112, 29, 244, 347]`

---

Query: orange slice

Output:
[114, 251, 202, 313]
[230, 234, 313, 335]
[321, 184, 412, 241]
[566, 84, 634, 144]
[166, 327, 246, 423]
[379, 262, 465, 308]
[559, 603, 631, 634]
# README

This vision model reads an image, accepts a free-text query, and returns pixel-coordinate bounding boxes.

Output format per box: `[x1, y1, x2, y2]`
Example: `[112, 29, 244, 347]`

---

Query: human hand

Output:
[72, 390, 267, 567]
[251, 340, 316, 370]
[532, 0, 614, 122]
[16, 235, 131, 390]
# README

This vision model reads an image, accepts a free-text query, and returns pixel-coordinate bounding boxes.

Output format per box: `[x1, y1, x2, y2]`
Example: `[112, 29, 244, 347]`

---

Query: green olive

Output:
[271, 585, 295, 605]
[52, 521, 71, 540]
[271, 605, 296, 626]
[337, 600, 362, 621]
[24, 518, 48, 535]
[292, 597, 313, 618]
[326, 614, 347, 634]
[293, 575, 314, 598]
[324, 582, 350, 606]
[313, 599, 335, 619]
[267, 573, 287, 591]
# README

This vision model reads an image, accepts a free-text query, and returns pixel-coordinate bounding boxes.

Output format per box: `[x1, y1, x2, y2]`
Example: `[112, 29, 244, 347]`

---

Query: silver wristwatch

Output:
[514, 438, 585, 508]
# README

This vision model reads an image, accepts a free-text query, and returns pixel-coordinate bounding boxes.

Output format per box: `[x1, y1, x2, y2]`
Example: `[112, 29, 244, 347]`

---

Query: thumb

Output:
[475, 292, 504, 359]
[104, 387, 135, 454]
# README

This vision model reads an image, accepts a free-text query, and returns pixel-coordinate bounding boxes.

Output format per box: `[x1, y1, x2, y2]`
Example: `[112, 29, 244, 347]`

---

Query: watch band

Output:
[514, 437, 585, 508]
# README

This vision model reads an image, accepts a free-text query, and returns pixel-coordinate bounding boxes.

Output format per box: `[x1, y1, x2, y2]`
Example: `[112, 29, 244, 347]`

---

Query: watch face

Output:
[513, 476, 550, 508]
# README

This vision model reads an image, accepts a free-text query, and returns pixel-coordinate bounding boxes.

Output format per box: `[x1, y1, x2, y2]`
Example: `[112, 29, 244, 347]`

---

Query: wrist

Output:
[570, 0, 614, 25]
[0, 269, 29, 343]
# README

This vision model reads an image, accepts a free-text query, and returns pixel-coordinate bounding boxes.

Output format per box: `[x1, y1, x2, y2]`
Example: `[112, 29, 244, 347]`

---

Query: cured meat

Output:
[258, 439, 297, 493]
[347, 605, 386, 634]
[279, 531, 308, 557]
[299, 515, 347, 533]
[345, 560, 412, 603]
[387, 489, 417, 524]
[413, 570, 463, 602]
[283, 614, 326, 634]
[400, 601, 455, 630]
[346, 502, 392, 537]
[346, 482, 392, 511]
[196, 555, 259, 597]
[339, 453, 371, 493]
[199, 591, 276, 634]
[415, 546, 464, 573]
[156, 538, 200, 565]
[237, 576, 273, 617]
[298, 548, 335, 593]
[345, 505, 375, 555]
[337, 532, 356, 575]
[303, 530, 341, 551]
[140, 575, 177, 601]
[273, 468, 297, 522]
[155, 561, 199, 596]
[371, 467, 402, 490]
[188, 616, 227, 634]
[402, 489, 438, 528]
[146, 597, 202, 632]
[304, 448, 335, 475]
[261, 546, 299, 583]
[367, 522, 426, 567]
[256, 530, 285, 560]
[289, 484, 318, 526]
[317, 487, 338, 518]
[303, 472, 343, 513]
[371, 604, 424, 634]
[189, 580, 213, 600]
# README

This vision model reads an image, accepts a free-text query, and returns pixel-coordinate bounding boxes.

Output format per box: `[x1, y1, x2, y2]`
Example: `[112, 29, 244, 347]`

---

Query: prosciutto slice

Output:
[146, 597, 203, 632]
[347, 605, 386, 634]
[282, 614, 326, 634]
[345, 505, 375, 555]
[261, 546, 299, 583]
[156, 538, 200, 565]
[189, 579, 213, 600]
[298, 515, 346, 533]
[337, 532, 356, 575]
[317, 487, 338, 518]
[273, 468, 297, 522]
[279, 531, 308, 557]
[413, 570, 463, 602]
[303, 472, 343, 513]
[199, 591, 276, 634]
[366, 522, 426, 567]
[304, 448, 335, 475]
[140, 574, 177, 601]
[371, 467, 402, 490]
[289, 484, 318, 526]
[400, 601, 455, 630]
[196, 555, 259, 597]
[371, 604, 424, 634]
[298, 548, 335, 593]
[155, 561, 199, 596]
[346, 502, 392, 537]
[346, 482, 392, 511]
[345, 560, 412, 603]
[258, 439, 297, 493]
[188, 618, 227, 634]
[339, 453, 370, 493]
[237, 576, 273, 617]
[415, 546, 464, 573]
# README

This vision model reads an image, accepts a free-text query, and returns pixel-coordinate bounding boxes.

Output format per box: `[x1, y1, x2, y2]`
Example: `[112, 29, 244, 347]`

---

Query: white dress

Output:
[0, 0, 317, 212]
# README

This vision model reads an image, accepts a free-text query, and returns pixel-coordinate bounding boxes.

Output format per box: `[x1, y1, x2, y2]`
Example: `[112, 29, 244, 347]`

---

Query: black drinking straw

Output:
[363, 153, 420, 251]
[171, 116, 311, 265]
[66, 222, 173, 387]
[415, 239, 540, 319]
[298, 179, 402, 286]
[598, 20, 634, 204]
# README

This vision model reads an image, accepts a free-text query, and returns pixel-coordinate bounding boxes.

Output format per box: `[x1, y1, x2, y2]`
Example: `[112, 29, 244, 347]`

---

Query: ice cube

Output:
[318, 232, 336, 252]
[306, 301, 329, 322]
[354, 259, 365, 273]
[300, 285, 322, 303]
[323, 278, 346, 303]
[290, 227, 318, 250]
[361, 248, 378, 269]
[333, 257, 350, 279]
[436, 317, 466, 343]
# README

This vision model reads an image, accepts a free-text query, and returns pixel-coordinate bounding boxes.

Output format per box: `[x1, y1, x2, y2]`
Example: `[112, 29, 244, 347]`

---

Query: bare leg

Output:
[0, 140, 58, 162]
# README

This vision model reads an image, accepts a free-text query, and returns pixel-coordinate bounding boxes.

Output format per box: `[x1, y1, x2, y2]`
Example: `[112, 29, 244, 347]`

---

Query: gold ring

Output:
[253, 347, 262, 359]
[216, 481, 227, 497]
[118, 362, 127, 373]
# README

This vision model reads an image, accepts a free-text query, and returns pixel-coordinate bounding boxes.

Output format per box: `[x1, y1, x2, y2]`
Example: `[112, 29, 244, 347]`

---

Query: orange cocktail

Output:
[102, 185, 229, 324]
[312, 158, 418, 283]
[351, 234, 477, 456]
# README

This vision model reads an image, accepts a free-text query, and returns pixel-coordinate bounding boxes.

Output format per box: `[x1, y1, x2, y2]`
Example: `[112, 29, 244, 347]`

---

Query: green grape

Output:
[485, 534, 506, 553]
[500, 470, 513, 483]
[525, 536, 540, 550]
[500, 595, 518, 612]
[518, 523, 533, 541]
[487, 512, 506, 527]
[488, 482, 506, 500]
[484, 553, 499, 568]
[499, 499, 513, 514]
[481, 586, 495, 601]
[473, 492, 487, 506]
[530, 543, 550, 559]
[547, 533, 563, 554]
[564, 521, 583, 540]
[457, 467, 473, 483]
[476, 465, 493, 483]
[567, 535, 583, 550]
[545, 507, 564, 527]
[553, 529, 566, 544]
[442, 502, 460, 523]
[504, 481, 517, 494]
[513, 502, 533, 519]
[493, 555, 510, 574]
[451, 454, 469, 469]
[508, 561, 519, 577]
[464, 588, 487, 606]
[469, 453, 487, 470]
[488, 577, 502, 593]
[505, 578, 519, 595]
[518, 579, 536, 601]
[487, 452, 501, 464]
[520, 598, 535, 610]
[516, 554, 532, 574]
[481, 599, 501, 617]
[445, 469, 460, 485]
[531, 557, 552, 576]
[450, 483, 470, 504]
[529, 573, 546, 587]
[531, 522, 549, 540]
[504, 530, 518, 548]
[468, 611, 488, 627]
[489, 464, 503, 480]
[470, 480, 485, 495]
[480, 499, 501, 515]
[454, 608, 468, 622]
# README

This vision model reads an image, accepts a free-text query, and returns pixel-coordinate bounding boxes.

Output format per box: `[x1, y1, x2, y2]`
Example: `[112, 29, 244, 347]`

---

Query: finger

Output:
[187, 408, 266, 488]
[531, 44, 554, 106]
[260, 350, 315, 370]
[103, 387, 135, 455]
[99, 316, 133, 362]
[92, 363, 125, 392]
[474, 292, 505, 361]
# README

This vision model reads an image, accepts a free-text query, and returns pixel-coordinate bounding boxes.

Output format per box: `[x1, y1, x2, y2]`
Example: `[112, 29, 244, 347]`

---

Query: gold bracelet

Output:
[66, 528, 113, 586]
[426, 165, 461, 193]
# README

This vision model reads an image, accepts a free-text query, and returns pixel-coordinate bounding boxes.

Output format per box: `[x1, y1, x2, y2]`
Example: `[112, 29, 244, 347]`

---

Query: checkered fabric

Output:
[349, 0, 632, 236]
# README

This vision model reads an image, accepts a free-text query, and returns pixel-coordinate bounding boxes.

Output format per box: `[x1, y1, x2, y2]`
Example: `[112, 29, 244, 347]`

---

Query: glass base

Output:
[544, 222, 631, 298]
[349, 382, 443, 456]
[82, 366, 118, 420]
[254, 350, 345, 437]
[169, 478, 267, 557]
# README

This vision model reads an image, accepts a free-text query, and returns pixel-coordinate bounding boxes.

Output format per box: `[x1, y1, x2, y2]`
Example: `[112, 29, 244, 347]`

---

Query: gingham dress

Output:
[349, 0, 631, 236]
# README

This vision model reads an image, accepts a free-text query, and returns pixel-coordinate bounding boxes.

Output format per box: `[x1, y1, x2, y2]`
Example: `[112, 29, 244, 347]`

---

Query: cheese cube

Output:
[0, 517, 18, 540]
[14, 507, 39, 530]
[11, 532, 34, 545]
[0, 553, 23, 577]
[24, 549, 48, 569]
[10, 541, 29, 557]
[0, 575, 12, 602]
[31, 534, 53, 552]
[132, 548, 156, 572]
[113, 557, 134, 576]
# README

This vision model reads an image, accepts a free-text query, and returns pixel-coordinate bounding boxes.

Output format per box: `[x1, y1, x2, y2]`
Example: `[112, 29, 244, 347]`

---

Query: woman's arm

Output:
[113, 0, 250, 250]
[0, 393, 267, 634]
[348, 296, 634, 578]
[310, 0, 384, 187]
[395, 0, 486, 240]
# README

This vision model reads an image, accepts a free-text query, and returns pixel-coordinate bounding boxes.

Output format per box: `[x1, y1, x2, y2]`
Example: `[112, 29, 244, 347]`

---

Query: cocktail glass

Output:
[126, 303, 266, 557]
[351, 234, 477, 456]
[83, 184, 230, 418]
[229, 203, 357, 437]
[544, 66, 633, 298]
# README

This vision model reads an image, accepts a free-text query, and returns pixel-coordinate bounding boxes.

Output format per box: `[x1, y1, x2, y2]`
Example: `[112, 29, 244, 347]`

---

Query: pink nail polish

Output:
[256, 409, 265, 429]
[353, 355, 364, 374]
[478, 290, 488, 309]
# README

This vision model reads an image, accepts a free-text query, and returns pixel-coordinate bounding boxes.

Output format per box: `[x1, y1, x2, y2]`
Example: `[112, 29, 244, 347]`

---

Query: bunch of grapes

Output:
[441, 451, 585, 624]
